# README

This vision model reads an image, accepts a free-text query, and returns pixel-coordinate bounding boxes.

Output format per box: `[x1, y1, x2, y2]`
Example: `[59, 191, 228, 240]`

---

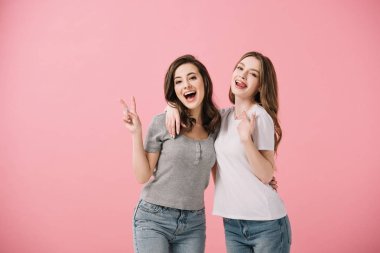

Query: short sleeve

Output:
[214, 108, 229, 139]
[252, 111, 275, 151]
[144, 114, 166, 153]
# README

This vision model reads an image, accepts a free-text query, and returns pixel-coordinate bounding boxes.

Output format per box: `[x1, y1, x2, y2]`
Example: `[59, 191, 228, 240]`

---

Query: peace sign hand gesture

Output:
[120, 96, 141, 134]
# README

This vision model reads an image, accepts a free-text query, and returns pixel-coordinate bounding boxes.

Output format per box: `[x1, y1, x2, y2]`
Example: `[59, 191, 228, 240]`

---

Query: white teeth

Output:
[184, 91, 196, 95]
[184, 90, 196, 99]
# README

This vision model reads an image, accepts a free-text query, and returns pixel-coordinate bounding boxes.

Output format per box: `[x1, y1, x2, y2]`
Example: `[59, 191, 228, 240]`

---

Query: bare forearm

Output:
[243, 140, 274, 184]
[132, 132, 153, 184]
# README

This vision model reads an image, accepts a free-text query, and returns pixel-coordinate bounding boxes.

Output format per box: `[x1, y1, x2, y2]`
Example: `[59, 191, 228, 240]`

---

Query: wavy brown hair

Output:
[229, 51, 282, 152]
[164, 55, 221, 134]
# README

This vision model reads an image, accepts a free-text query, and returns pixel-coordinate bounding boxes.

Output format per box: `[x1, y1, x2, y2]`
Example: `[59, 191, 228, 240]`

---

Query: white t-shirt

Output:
[213, 104, 287, 220]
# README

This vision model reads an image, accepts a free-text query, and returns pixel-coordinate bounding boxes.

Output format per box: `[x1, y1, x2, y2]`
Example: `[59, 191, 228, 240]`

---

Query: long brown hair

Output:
[164, 55, 221, 134]
[229, 51, 282, 151]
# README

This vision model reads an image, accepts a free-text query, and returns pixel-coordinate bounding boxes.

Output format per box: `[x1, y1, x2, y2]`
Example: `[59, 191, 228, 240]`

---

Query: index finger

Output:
[176, 118, 180, 135]
[130, 96, 137, 113]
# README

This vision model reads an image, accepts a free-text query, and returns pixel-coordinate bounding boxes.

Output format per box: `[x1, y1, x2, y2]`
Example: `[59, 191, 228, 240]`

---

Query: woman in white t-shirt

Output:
[166, 51, 291, 253]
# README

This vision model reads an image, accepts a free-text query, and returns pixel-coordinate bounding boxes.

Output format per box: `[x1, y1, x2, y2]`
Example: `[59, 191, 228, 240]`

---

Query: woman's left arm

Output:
[243, 141, 275, 184]
[238, 111, 275, 184]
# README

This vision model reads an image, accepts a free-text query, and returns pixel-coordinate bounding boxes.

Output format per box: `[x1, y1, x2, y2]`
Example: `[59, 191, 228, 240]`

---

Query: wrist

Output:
[241, 136, 254, 145]
[132, 129, 143, 138]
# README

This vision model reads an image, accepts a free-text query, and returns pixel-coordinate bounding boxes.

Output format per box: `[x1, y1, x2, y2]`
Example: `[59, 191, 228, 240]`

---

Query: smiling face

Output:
[230, 56, 261, 101]
[173, 63, 205, 113]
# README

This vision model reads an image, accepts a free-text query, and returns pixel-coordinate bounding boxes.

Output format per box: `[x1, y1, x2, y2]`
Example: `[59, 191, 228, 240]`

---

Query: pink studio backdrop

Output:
[1, 0, 379, 252]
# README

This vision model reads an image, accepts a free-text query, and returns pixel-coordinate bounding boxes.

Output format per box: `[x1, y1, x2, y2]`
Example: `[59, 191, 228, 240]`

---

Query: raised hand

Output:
[237, 111, 256, 143]
[120, 96, 141, 134]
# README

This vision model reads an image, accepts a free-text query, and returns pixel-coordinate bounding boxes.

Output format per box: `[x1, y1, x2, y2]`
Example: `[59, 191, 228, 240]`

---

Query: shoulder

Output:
[251, 105, 274, 125]
[145, 113, 170, 141]
[151, 112, 166, 124]
[252, 105, 272, 119]
[219, 107, 233, 118]
[148, 113, 166, 129]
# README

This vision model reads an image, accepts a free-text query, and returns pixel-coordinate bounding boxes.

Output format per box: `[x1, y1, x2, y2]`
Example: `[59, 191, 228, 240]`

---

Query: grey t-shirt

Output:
[141, 113, 216, 210]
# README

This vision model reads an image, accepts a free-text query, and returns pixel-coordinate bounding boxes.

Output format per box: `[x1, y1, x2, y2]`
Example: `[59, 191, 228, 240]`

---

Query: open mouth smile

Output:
[184, 91, 197, 101]
[235, 80, 247, 89]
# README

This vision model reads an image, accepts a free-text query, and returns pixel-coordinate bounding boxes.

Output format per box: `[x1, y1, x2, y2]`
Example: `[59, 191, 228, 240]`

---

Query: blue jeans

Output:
[223, 216, 292, 253]
[133, 200, 206, 253]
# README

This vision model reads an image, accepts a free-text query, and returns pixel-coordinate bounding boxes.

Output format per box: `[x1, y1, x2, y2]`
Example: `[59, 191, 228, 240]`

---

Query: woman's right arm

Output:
[131, 131, 159, 184]
[121, 97, 159, 184]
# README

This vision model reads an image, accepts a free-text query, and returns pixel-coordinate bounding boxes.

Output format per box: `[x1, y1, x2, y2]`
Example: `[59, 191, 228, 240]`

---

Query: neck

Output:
[234, 97, 255, 116]
[189, 107, 202, 124]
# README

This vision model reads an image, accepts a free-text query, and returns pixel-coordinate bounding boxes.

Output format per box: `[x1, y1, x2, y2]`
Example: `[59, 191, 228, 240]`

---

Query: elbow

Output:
[261, 162, 276, 184]
[261, 176, 273, 185]
[135, 176, 150, 184]
[260, 170, 275, 184]
[133, 165, 153, 184]
[134, 171, 151, 184]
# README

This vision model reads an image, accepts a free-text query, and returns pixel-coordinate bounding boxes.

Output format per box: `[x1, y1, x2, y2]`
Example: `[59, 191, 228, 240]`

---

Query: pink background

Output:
[1, 0, 379, 252]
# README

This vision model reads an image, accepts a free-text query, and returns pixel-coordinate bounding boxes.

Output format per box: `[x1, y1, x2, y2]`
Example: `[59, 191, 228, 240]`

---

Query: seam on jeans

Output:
[279, 218, 284, 252]
[133, 199, 142, 223]
[133, 200, 142, 253]
[133, 225, 139, 253]
[280, 216, 292, 251]
[284, 216, 292, 244]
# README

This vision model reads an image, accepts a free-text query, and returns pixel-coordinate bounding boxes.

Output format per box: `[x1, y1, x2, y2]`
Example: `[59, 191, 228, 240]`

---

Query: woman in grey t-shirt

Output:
[121, 55, 221, 253]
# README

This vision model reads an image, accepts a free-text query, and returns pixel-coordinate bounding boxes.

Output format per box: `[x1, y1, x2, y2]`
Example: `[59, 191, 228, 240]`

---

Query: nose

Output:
[184, 80, 192, 89]
[239, 70, 248, 80]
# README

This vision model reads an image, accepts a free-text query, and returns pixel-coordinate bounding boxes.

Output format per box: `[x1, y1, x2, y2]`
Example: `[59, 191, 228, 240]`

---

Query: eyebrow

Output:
[174, 72, 197, 79]
[238, 62, 260, 73]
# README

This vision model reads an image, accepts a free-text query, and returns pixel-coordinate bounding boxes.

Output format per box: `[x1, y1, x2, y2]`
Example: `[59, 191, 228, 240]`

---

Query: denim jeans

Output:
[133, 199, 206, 253]
[223, 216, 291, 253]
